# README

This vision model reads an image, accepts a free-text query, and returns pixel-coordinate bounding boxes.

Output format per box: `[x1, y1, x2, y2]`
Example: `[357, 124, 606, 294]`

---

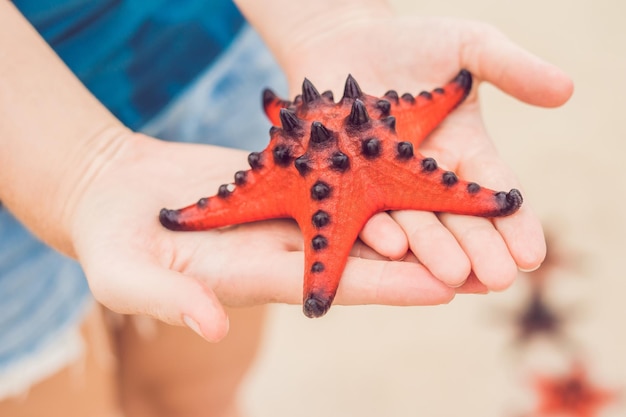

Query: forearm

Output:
[233, 0, 393, 87]
[0, 2, 128, 257]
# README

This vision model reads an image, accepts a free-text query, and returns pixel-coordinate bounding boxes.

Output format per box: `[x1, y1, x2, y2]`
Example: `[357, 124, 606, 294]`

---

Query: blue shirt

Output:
[15, 0, 245, 129]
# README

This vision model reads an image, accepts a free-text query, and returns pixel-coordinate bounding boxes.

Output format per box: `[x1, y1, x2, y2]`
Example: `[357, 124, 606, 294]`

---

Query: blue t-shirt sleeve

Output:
[15, 0, 245, 129]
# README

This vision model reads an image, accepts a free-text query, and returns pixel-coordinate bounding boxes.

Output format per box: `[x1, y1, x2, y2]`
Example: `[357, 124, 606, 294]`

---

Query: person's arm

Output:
[0, 2, 129, 257]
[233, 0, 391, 81]
[234, 0, 571, 104]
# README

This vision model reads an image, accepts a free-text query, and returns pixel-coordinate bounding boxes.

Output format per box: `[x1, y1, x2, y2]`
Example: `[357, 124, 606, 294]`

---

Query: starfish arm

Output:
[278, 117, 374, 318]
[376, 69, 473, 145]
[262, 88, 291, 126]
[160, 152, 299, 231]
[363, 150, 522, 217]
[386, 172, 521, 217]
[295, 189, 372, 318]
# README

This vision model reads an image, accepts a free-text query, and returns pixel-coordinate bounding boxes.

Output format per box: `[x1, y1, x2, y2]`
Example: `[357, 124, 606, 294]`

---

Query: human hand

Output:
[0, 1, 472, 342]
[275, 13, 574, 292]
[70, 133, 458, 341]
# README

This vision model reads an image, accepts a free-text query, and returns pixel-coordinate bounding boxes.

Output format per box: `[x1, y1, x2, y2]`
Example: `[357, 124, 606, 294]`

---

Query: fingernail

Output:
[519, 264, 541, 273]
[449, 279, 467, 289]
[183, 314, 204, 338]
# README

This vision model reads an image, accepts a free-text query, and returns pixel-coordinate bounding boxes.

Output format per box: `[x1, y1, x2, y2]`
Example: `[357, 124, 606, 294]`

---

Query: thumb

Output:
[83, 254, 229, 342]
[462, 23, 574, 107]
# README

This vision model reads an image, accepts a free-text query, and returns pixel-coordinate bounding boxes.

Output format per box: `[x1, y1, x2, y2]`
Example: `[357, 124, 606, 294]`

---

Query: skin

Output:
[0, 1, 573, 344]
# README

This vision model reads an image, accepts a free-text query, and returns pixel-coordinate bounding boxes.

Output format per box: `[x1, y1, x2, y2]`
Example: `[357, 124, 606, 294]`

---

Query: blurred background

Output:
[240, 0, 626, 416]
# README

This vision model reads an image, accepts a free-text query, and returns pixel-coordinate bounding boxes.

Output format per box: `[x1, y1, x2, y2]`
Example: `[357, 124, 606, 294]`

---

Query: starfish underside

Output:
[159, 70, 523, 318]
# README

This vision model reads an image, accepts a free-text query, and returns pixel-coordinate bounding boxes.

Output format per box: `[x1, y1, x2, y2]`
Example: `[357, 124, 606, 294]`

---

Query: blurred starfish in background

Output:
[532, 361, 618, 417]
[507, 228, 585, 345]
[513, 286, 565, 344]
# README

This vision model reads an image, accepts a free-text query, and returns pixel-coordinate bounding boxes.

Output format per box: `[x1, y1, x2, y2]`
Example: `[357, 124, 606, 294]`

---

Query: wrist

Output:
[0, 3, 135, 258]
[235, 0, 394, 91]
[0, 123, 132, 259]
[275, 1, 393, 56]
[59, 125, 134, 258]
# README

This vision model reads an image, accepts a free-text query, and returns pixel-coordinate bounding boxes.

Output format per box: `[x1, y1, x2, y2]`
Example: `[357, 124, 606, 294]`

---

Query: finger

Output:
[390, 209, 471, 287]
[350, 238, 397, 261]
[217, 250, 454, 308]
[337, 256, 456, 306]
[359, 212, 409, 260]
[454, 272, 489, 294]
[440, 213, 518, 291]
[461, 23, 574, 107]
[460, 152, 547, 271]
[84, 254, 229, 343]
[494, 204, 547, 271]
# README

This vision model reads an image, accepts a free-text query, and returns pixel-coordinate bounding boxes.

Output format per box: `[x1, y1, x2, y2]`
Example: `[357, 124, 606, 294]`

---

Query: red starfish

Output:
[532, 362, 617, 417]
[159, 70, 523, 317]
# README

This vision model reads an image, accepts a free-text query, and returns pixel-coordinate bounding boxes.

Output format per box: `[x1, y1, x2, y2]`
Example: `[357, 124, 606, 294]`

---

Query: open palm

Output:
[277, 15, 573, 291]
[70, 134, 456, 341]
